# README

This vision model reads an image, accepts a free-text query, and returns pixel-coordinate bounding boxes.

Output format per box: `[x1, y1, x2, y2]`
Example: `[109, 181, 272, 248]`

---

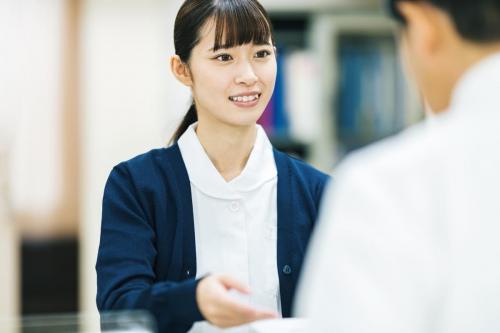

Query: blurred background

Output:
[0, 0, 422, 327]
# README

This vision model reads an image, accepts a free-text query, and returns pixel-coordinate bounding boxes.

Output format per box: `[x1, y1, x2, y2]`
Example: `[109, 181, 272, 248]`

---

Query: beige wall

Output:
[3, 0, 79, 239]
[0, 0, 68, 319]
[0, 0, 80, 319]
[0, 211, 18, 319]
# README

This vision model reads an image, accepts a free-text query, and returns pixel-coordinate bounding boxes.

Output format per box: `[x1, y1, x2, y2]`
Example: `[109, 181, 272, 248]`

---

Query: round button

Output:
[229, 201, 240, 212]
[185, 269, 191, 277]
[282, 265, 292, 275]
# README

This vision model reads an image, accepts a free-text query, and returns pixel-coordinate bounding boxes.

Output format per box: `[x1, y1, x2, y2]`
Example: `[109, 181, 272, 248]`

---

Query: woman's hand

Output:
[196, 274, 279, 328]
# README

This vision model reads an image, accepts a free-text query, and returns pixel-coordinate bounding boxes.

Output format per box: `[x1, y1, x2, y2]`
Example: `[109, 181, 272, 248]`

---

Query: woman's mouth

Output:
[228, 93, 261, 108]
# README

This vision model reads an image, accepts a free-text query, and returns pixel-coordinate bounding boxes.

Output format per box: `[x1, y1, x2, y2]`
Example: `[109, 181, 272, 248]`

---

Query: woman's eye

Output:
[255, 50, 271, 58]
[215, 54, 233, 62]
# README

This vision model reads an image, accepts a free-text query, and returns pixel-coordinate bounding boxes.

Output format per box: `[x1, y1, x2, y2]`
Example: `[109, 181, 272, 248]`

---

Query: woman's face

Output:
[187, 20, 277, 128]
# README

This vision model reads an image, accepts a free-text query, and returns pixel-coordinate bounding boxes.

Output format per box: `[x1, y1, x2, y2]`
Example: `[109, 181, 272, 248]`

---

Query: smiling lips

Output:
[228, 92, 261, 107]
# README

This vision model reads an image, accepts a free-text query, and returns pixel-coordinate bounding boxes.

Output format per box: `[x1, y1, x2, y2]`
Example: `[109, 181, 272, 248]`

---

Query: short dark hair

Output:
[388, 0, 500, 43]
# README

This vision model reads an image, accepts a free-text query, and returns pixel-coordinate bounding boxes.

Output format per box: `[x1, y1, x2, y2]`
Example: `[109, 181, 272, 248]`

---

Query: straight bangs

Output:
[211, 0, 274, 52]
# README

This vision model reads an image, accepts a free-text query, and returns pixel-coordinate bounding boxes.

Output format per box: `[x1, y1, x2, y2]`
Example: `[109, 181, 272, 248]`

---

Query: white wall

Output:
[0, 8, 19, 318]
[0, 202, 18, 319]
[79, 0, 189, 316]
[1, 0, 71, 238]
[0, 0, 69, 318]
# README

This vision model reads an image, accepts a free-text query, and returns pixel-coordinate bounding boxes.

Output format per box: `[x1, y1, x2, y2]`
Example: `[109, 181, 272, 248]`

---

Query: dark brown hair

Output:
[388, 0, 500, 43]
[170, 0, 275, 144]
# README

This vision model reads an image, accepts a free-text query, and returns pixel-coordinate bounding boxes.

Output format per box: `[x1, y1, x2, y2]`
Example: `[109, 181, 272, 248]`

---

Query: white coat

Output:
[297, 52, 500, 333]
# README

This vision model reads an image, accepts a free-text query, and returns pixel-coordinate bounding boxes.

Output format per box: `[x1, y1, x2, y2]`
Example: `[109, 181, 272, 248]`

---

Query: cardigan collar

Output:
[177, 122, 277, 200]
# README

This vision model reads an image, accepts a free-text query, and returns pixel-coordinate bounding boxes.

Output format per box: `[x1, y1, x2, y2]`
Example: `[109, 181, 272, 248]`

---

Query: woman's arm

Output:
[96, 165, 203, 333]
[96, 164, 277, 332]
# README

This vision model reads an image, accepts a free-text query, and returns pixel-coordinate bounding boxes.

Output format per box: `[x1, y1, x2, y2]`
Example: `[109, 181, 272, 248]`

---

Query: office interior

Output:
[0, 0, 422, 330]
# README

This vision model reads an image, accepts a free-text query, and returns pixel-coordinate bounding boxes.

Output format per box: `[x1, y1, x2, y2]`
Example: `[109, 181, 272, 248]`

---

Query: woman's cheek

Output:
[260, 62, 277, 85]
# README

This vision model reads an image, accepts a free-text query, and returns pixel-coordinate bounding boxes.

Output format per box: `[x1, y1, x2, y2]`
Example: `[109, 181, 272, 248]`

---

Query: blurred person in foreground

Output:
[296, 0, 500, 332]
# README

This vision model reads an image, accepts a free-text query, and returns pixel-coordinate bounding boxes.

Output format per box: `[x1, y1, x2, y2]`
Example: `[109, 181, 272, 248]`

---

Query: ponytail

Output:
[170, 103, 197, 144]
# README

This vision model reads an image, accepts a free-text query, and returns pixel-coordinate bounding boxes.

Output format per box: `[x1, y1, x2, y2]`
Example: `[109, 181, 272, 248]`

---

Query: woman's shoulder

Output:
[115, 145, 181, 172]
[108, 145, 185, 188]
[273, 149, 331, 208]
[273, 149, 330, 184]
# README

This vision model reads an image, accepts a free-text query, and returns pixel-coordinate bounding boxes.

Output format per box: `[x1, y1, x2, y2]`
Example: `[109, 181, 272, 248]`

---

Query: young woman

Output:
[96, 1, 329, 332]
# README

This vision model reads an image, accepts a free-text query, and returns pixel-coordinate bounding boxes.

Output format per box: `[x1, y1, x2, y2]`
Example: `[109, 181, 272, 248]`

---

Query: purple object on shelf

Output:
[258, 94, 275, 134]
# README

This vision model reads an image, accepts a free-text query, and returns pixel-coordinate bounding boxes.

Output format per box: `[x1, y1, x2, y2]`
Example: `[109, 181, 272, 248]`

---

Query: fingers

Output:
[216, 305, 278, 328]
[196, 274, 279, 329]
[216, 293, 279, 328]
[218, 274, 251, 294]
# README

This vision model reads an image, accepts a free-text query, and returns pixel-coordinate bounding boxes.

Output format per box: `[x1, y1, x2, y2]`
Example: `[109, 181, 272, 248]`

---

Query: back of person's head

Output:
[387, 0, 500, 112]
[389, 0, 500, 43]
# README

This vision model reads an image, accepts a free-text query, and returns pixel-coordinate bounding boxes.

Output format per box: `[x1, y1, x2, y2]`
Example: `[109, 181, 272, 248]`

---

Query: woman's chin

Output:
[219, 109, 265, 127]
[220, 116, 262, 129]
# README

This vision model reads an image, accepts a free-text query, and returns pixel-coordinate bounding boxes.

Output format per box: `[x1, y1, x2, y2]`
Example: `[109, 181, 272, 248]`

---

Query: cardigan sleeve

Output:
[96, 164, 204, 332]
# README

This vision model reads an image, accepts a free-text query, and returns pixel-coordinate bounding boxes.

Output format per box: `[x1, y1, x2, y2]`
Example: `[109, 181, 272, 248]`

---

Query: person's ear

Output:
[170, 55, 193, 87]
[397, 1, 442, 57]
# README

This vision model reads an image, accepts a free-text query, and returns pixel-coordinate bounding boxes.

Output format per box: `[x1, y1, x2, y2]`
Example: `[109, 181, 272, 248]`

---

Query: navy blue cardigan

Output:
[96, 144, 329, 333]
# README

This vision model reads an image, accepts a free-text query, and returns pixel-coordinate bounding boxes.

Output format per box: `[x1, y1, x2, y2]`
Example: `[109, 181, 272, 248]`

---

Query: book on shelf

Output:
[337, 34, 408, 155]
[258, 48, 320, 144]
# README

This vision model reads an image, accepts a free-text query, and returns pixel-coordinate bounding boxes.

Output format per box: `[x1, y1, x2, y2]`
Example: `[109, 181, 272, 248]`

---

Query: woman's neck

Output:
[195, 120, 257, 182]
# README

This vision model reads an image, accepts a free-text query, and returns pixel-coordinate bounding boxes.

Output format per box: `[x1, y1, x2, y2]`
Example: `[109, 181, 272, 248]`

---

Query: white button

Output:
[229, 201, 240, 212]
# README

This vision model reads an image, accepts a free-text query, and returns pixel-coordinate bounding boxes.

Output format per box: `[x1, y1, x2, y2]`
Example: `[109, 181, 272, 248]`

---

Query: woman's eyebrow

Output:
[254, 42, 272, 46]
[207, 41, 272, 52]
[208, 45, 230, 52]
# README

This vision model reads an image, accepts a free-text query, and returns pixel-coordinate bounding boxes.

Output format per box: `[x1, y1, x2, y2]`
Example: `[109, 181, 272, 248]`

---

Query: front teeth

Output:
[230, 94, 259, 102]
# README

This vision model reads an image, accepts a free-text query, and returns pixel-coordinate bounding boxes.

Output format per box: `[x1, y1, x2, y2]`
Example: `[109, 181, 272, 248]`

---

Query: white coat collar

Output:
[177, 122, 277, 200]
[450, 52, 500, 116]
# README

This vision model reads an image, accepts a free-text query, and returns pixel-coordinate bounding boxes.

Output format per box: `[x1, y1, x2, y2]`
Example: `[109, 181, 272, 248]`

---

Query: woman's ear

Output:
[170, 55, 193, 87]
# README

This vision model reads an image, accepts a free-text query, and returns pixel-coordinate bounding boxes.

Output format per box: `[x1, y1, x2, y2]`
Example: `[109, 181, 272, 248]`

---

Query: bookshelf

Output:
[264, 10, 423, 171]
[260, 15, 311, 160]
[309, 13, 423, 170]
[261, 0, 379, 12]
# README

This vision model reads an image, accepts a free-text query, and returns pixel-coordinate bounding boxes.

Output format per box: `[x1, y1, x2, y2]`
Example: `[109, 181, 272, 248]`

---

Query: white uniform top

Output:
[297, 52, 500, 333]
[179, 123, 281, 333]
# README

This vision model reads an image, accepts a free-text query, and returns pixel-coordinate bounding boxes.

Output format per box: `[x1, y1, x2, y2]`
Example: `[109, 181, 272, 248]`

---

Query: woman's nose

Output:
[234, 62, 258, 86]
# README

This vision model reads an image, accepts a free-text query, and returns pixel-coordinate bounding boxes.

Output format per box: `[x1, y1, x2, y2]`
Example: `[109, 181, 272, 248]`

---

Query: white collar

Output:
[177, 123, 277, 200]
[450, 52, 500, 115]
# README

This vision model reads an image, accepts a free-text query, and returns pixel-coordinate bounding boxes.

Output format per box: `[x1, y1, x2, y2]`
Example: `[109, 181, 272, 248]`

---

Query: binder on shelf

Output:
[258, 48, 289, 137]
[337, 34, 407, 154]
[272, 49, 289, 136]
